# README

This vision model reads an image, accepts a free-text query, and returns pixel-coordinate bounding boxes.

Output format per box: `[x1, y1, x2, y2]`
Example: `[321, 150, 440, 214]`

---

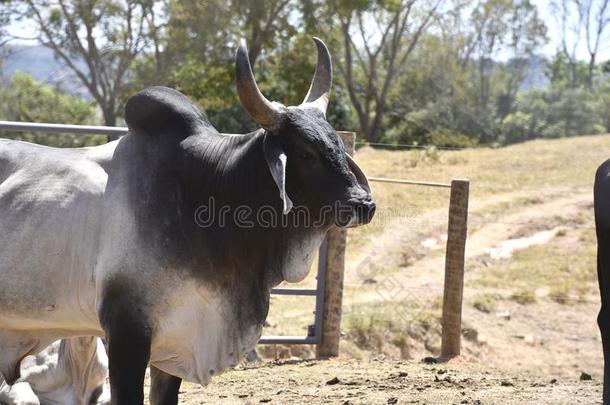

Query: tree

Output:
[0, 0, 10, 49]
[127, 0, 299, 133]
[167, 0, 295, 66]
[551, 0, 583, 87]
[546, 51, 589, 88]
[9, 0, 159, 131]
[582, 0, 610, 88]
[502, 86, 607, 142]
[551, 0, 609, 89]
[380, 0, 545, 145]
[0, 71, 101, 147]
[467, 1, 546, 114]
[330, 0, 441, 142]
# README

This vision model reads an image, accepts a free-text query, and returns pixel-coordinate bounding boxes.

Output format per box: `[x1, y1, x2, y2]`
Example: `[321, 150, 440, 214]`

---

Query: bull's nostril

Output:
[365, 201, 376, 222]
[343, 199, 376, 227]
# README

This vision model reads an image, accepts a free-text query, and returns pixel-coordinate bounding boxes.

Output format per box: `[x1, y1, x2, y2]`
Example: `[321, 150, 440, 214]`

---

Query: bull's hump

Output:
[125, 86, 216, 138]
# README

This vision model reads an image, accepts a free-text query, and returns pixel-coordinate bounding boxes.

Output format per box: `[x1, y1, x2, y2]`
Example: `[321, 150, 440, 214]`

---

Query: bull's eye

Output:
[298, 151, 315, 160]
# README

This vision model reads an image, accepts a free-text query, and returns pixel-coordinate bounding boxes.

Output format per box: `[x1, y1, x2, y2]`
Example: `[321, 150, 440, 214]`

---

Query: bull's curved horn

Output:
[235, 39, 282, 129]
[301, 37, 332, 115]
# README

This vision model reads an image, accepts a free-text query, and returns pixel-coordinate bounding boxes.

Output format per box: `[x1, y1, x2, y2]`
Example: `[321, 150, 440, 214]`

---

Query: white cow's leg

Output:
[0, 379, 40, 405]
[0, 331, 51, 385]
[19, 337, 109, 405]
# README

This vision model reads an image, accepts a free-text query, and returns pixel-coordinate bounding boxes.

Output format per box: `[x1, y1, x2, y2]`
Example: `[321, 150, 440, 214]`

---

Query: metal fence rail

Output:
[368, 177, 451, 188]
[0, 120, 128, 136]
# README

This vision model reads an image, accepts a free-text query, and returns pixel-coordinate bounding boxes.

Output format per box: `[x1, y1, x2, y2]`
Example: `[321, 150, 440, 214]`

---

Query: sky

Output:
[6, 0, 610, 63]
[538, 0, 610, 62]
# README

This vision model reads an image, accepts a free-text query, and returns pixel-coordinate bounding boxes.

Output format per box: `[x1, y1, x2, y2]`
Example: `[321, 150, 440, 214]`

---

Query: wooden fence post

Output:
[316, 131, 355, 358]
[440, 178, 470, 359]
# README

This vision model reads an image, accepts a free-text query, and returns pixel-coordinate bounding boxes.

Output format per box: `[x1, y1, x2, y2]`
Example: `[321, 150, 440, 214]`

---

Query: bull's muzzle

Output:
[336, 198, 376, 228]
[353, 200, 376, 225]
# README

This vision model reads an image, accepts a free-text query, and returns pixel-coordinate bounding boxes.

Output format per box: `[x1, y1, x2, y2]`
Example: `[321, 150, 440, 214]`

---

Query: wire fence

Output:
[356, 141, 468, 150]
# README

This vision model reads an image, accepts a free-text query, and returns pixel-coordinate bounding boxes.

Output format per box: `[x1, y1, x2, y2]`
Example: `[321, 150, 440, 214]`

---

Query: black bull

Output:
[0, 38, 375, 405]
[596, 159, 610, 404]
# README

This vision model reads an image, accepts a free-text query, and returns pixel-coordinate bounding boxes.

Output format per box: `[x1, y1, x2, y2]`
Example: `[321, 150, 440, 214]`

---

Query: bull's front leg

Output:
[149, 366, 182, 405]
[99, 278, 151, 405]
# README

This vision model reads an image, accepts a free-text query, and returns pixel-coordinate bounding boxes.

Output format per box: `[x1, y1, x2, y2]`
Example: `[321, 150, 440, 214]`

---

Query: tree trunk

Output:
[368, 124, 382, 143]
[247, 0, 264, 65]
[354, 109, 371, 142]
[103, 107, 118, 142]
[587, 53, 596, 90]
[368, 101, 386, 143]
[569, 60, 578, 88]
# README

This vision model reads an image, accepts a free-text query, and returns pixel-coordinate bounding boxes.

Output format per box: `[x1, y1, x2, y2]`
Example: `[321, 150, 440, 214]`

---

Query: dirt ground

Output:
[145, 358, 602, 404]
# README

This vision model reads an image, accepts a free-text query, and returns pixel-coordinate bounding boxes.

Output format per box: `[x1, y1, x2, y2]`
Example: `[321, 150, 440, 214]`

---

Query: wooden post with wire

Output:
[316, 131, 355, 358]
[440, 178, 470, 358]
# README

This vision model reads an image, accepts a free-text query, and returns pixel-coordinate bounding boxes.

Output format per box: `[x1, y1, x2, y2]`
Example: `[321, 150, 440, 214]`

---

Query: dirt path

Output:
[348, 187, 592, 288]
[341, 188, 593, 310]
[335, 185, 603, 379]
[163, 358, 602, 404]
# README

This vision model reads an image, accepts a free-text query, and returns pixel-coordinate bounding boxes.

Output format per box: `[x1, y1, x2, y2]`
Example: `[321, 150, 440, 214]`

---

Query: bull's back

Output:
[0, 139, 110, 328]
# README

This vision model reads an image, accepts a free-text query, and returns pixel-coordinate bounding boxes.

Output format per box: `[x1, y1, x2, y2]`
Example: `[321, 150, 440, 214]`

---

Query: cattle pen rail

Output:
[0, 121, 470, 359]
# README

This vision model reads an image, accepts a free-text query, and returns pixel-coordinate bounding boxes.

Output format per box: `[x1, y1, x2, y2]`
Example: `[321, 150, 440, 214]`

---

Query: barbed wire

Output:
[339, 285, 600, 305]
[356, 142, 469, 150]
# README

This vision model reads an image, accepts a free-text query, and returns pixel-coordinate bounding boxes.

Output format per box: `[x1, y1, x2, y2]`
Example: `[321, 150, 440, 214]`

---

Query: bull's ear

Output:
[263, 134, 293, 214]
[346, 154, 371, 195]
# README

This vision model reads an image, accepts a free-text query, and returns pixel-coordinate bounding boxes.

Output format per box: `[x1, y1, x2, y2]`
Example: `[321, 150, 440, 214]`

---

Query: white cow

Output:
[0, 338, 109, 405]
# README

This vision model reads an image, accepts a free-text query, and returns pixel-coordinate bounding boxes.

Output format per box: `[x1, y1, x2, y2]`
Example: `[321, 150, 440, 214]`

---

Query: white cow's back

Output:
[0, 140, 116, 332]
[0, 139, 118, 383]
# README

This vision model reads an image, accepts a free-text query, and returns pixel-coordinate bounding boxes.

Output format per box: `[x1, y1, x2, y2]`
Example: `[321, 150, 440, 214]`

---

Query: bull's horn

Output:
[301, 37, 332, 115]
[235, 39, 282, 129]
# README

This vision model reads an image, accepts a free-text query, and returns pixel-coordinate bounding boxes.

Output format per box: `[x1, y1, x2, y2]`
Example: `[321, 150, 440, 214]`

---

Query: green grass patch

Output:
[469, 226, 597, 300]
[472, 293, 501, 313]
[509, 289, 537, 305]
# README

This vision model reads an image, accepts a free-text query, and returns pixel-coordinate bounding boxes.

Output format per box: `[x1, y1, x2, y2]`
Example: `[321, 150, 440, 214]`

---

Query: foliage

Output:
[1, 0, 609, 147]
[10, 0, 161, 126]
[499, 86, 608, 143]
[0, 72, 102, 147]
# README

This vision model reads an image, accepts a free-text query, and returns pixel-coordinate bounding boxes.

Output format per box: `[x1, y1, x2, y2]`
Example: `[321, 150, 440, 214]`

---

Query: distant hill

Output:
[0, 45, 551, 101]
[519, 55, 549, 90]
[1, 44, 90, 99]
